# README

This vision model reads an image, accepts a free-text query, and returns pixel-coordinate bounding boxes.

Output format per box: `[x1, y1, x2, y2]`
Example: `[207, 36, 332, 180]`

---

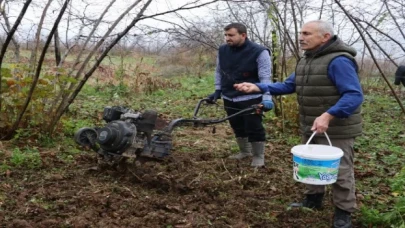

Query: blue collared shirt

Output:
[256, 56, 363, 118]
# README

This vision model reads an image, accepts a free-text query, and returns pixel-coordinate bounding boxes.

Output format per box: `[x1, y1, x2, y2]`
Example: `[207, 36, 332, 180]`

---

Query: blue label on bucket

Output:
[293, 157, 340, 168]
[292, 155, 341, 185]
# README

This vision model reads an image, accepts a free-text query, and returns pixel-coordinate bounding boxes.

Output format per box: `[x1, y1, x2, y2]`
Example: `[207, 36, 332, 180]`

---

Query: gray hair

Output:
[305, 20, 335, 36]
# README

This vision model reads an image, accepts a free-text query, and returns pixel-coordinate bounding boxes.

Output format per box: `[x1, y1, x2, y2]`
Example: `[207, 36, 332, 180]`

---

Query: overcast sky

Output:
[5, 0, 215, 35]
[2, 0, 404, 61]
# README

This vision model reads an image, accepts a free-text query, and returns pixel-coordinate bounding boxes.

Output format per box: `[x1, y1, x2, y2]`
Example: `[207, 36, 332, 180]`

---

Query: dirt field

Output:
[0, 122, 363, 228]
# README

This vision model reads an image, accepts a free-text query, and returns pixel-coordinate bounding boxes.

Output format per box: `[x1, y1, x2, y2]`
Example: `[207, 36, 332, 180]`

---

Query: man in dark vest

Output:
[394, 65, 405, 87]
[234, 20, 363, 228]
[206, 22, 274, 167]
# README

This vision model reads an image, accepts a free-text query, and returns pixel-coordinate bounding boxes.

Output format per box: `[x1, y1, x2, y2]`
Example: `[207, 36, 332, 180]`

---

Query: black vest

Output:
[219, 39, 268, 98]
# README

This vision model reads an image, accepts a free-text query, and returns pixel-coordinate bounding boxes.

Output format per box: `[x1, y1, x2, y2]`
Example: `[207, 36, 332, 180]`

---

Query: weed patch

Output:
[9, 147, 42, 169]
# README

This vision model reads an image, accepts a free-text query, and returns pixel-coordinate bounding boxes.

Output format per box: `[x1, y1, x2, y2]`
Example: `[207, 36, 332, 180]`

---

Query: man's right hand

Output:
[234, 83, 260, 93]
[207, 90, 221, 103]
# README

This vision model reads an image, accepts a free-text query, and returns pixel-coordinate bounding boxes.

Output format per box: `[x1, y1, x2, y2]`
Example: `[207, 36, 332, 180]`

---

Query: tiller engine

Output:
[74, 99, 263, 162]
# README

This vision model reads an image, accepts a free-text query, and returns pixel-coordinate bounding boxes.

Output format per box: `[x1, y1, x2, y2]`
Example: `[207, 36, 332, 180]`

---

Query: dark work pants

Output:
[302, 135, 357, 213]
[223, 98, 265, 142]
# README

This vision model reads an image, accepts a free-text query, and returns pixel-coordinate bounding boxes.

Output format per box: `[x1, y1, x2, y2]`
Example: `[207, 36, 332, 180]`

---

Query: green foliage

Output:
[35, 133, 59, 147]
[61, 118, 97, 136]
[360, 75, 387, 92]
[108, 55, 130, 98]
[0, 63, 79, 137]
[357, 93, 405, 227]
[391, 168, 405, 193]
[0, 149, 10, 172]
[100, 81, 130, 100]
[360, 196, 405, 227]
[1, 67, 12, 78]
[269, 95, 299, 135]
[10, 147, 42, 169]
[360, 207, 385, 226]
[1, 50, 210, 138]
[285, 135, 300, 145]
[13, 128, 33, 140]
[122, 72, 221, 119]
[0, 163, 10, 172]
[374, 168, 405, 227]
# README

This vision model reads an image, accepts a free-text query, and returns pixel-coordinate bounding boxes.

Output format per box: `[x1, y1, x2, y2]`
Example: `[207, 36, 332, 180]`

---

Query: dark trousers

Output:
[223, 98, 265, 142]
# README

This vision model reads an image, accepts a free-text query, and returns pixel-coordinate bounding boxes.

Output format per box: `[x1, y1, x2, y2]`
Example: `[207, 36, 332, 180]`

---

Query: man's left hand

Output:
[261, 100, 274, 112]
[311, 112, 334, 133]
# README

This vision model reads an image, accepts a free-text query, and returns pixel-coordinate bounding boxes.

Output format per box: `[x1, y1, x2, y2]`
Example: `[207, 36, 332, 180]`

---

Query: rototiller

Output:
[74, 98, 263, 162]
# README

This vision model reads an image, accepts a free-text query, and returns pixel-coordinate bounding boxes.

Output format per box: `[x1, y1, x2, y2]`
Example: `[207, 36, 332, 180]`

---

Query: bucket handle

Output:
[305, 131, 332, 147]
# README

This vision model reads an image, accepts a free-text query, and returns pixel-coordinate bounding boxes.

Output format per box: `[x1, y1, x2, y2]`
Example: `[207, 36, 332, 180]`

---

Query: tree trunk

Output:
[54, 28, 62, 66]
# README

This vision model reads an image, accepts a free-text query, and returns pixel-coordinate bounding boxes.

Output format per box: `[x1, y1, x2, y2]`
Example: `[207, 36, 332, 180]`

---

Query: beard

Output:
[227, 40, 242, 47]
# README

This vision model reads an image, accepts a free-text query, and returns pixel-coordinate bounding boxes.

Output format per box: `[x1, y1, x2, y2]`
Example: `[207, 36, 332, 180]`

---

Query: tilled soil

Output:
[0, 124, 363, 228]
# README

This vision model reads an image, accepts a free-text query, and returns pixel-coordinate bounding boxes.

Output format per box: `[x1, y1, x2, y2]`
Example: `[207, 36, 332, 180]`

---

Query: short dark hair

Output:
[224, 23, 247, 34]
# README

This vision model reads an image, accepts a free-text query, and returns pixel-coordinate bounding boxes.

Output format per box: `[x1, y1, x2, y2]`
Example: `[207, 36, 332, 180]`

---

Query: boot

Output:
[228, 137, 252, 160]
[250, 141, 265, 167]
[290, 193, 324, 210]
[333, 207, 352, 228]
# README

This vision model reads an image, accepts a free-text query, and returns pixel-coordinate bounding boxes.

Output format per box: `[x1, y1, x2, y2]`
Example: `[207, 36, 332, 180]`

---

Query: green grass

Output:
[100, 53, 157, 66]
[355, 93, 405, 227]
[10, 147, 42, 169]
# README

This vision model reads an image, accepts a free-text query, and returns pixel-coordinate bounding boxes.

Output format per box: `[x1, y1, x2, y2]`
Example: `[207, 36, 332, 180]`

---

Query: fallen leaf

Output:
[391, 192, 400, 197]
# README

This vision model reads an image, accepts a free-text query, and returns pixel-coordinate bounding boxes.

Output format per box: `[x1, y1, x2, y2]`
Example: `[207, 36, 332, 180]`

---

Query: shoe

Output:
[290, 193, 324, 210]
[228, 137, 252, 159]
[250, 141, 265, 167]
[333, 207, 352, 228]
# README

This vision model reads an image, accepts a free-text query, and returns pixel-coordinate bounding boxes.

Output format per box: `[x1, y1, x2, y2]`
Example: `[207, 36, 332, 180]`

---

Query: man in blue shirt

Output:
[234, 20, 363, 228]
[207, 23, 274, 167]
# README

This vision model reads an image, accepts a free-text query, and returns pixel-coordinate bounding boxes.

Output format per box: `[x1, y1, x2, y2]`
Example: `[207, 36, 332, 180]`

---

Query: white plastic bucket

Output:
[291, 132, 344, 185]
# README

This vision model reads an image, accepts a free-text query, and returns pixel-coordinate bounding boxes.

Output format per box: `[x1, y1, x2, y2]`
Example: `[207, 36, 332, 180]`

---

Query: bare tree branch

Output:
[352, 16, 405, 53]
[319, 0, 325, 19]
[28, 0, 53, 71]
[0, 0, 20, 62]
[383, 0, 405, 41]
[48, 0, 153, 134]
[334, 0, 405, 115]
[290, 0, 299, 50]
[54, 28, 62, 65]
[152, 17, 220, 50]
[71, 0, 117, 69]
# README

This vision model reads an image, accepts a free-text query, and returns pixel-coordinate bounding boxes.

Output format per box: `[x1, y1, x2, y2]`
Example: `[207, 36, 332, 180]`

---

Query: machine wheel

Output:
[74, 127, 98, 147]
